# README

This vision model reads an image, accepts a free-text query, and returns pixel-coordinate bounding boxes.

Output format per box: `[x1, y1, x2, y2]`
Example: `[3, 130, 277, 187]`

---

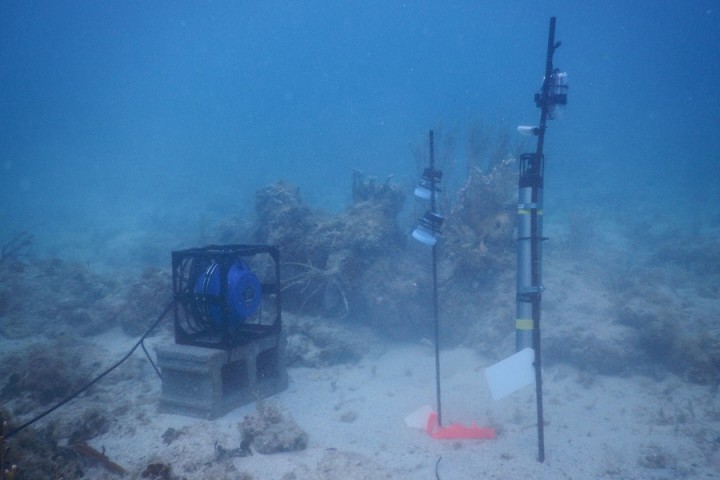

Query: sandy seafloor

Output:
[6, 323, 718, 479]
[2, 222, 719, 479]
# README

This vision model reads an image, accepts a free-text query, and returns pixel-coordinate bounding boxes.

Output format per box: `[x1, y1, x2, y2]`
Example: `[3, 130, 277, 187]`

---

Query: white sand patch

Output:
[53, 335, 719, 479]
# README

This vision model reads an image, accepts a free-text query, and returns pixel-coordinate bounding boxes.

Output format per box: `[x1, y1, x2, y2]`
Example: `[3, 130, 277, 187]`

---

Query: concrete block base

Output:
[156, 335, 287, 419]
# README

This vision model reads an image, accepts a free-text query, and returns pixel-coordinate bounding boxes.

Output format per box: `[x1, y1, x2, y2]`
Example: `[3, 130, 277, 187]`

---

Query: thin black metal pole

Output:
[530, 15, 559, 464]
[429, 130, 442, 427]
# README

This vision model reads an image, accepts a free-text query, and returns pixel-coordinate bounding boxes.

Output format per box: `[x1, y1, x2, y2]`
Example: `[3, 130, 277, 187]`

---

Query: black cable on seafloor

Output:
[5, 299, 175, 438]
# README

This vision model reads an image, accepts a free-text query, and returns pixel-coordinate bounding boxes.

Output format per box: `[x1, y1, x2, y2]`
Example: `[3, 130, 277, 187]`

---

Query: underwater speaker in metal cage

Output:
[191, 259, 261, 328]
[172, 245, 281, 349]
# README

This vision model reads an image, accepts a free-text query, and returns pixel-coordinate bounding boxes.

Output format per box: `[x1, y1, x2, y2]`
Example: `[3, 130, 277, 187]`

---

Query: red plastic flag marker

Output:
[425, 411, 496, 440]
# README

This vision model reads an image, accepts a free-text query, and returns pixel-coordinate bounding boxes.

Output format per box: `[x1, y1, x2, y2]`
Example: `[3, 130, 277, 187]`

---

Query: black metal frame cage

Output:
[171, 244, 281, 349]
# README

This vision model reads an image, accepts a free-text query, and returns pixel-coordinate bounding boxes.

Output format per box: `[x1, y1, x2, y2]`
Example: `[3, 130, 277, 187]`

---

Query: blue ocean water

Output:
[1, 1, 718, 264]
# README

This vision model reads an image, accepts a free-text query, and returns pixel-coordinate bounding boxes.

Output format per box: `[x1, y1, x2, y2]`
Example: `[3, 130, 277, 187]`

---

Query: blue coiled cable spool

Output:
[193, 260, 261, 328]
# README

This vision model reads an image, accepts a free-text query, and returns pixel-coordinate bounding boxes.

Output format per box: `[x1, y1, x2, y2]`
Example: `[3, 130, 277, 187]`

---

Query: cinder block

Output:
[156, 335, 287, 419]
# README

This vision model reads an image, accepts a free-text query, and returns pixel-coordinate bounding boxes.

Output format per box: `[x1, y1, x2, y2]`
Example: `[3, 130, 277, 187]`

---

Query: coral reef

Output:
[0, 408, 84, 480]
[617, 282, 720, 385]
[254, 181, 316, 264]
[617, 232, 720, 384]
[114, 267, 173, 336]
[541, 227, 720, 385]
[442, 154, 517, 282]
[0, 340, 95, 413]
[249, 153, 518, 343]
[0, 251, 172, 342]
[0, 257, 120, 339]
[239, 402, 308, 454]
[439, 268, 516, 349]
[357, 255, 434, 339]
[357, 149, 519, 341]
[254, 176, 405, 318]
[284, 314, 381, 368]
[627, 224, 720, 380]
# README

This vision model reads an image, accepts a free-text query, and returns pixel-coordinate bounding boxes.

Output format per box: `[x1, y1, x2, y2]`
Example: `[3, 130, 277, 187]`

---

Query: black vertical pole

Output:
[530, 15, 561, 464]
[516, 16, 564, 463]
[429, 130, 443, 427]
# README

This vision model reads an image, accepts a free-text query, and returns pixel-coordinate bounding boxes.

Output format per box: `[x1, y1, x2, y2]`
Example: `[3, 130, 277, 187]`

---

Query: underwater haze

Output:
[1, 0, 719, 266]
[3, 2, 720, 478]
